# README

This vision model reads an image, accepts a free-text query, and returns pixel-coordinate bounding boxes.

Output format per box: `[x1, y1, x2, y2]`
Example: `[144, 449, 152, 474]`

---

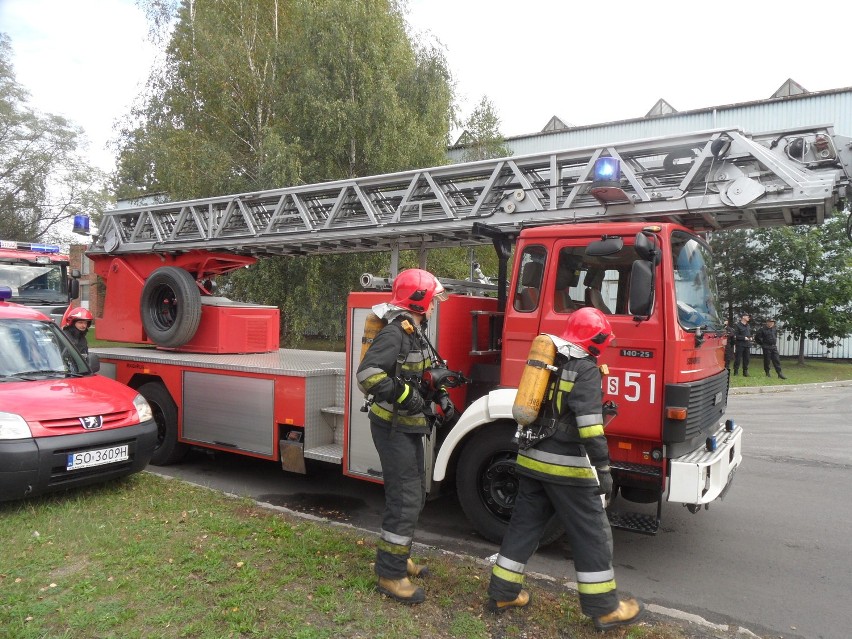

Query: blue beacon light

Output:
[590, 157, 630, 203]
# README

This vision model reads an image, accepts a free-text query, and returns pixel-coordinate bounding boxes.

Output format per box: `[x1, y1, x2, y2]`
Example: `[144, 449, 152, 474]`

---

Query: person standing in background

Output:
[755, 318, 786, 379]
[732, 313, 752, 376]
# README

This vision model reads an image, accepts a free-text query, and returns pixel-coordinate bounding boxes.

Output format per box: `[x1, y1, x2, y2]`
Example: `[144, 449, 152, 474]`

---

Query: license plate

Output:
[66, 445, 129, 470]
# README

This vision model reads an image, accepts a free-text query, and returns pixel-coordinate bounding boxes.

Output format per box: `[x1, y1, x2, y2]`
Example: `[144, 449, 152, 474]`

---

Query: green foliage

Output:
[115, 1, 458, 344]
[458, 96, 511, 162]
[0, 34, 110, 243]
[707, 229, 771, 321]
[754, 215, 852, 361]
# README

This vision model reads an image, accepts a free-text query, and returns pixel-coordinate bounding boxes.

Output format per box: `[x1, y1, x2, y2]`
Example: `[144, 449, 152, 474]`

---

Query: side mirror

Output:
[68, 278, 80, 300]
[629, 261, 654, 318]
[87, 353, 100, 373]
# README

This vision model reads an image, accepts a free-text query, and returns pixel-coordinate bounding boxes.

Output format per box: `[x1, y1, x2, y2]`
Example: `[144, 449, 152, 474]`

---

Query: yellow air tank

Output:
[360, 312, 386, 362]
[512, 334, 557, 426]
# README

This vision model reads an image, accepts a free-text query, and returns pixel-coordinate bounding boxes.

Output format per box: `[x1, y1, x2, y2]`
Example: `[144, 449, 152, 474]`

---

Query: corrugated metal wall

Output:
[448, 88, 852, 359]
[448, 88, 852, 161]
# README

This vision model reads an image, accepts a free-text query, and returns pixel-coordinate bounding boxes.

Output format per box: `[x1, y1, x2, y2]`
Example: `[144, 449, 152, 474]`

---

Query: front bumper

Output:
[667, 422, 742, 504]
[0, 420, 157, 502]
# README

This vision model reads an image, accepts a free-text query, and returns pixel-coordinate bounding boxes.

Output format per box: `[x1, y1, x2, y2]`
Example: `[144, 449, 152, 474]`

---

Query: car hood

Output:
[0, 374, 139, 423]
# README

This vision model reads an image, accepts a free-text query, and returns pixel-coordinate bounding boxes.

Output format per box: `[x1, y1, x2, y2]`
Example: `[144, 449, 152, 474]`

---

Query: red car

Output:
[0, 287, 157, 501]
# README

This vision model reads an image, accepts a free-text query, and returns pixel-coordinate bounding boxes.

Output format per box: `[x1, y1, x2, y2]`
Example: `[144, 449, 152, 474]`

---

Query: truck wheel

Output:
[456, 422, 563, 546]
[140, 267, 202, 348]
[138, 382, 188, 466]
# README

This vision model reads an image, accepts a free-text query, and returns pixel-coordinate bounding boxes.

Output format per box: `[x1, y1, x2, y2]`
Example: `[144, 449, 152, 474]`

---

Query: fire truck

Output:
[0, 240, 79, 323]
[84, 125, 851, 542]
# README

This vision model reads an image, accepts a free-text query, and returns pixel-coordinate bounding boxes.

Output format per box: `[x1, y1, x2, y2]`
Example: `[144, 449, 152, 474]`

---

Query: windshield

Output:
[671, 232, 723, 330]
[0, 319, 90, 380]
[0, 263, 68, 304]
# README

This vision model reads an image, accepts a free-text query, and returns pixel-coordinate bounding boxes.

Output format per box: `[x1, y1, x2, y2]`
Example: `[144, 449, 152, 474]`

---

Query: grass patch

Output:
[729, 357, 852, 388]
[0, 474, 705, 639]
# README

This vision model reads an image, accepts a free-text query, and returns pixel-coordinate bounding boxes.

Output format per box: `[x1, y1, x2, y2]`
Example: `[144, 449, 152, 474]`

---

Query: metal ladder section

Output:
[90, 126, 851, 258]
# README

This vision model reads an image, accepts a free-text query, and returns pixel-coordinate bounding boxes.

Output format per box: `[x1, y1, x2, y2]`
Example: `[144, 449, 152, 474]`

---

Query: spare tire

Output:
[140, 266, 202, 348]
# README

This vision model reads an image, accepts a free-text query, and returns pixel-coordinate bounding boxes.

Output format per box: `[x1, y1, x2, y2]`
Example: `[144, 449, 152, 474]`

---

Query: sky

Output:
[2, 0, 851, 174]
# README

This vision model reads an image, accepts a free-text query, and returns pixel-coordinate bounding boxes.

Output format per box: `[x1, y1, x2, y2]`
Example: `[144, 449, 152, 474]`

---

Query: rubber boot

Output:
[407, 558, 429, 578]
[377, 576, 425, 604]
[486, 589, 530, 614]
[593, 598, 645, 631]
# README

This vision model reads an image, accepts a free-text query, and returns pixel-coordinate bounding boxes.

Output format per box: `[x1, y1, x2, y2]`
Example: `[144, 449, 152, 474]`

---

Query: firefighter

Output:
[732, 313, 752, 376]
[755, 318, 786, 379]
[62, 307, 93, 361]
[356, 268, 452, 604]
[486, 307, 645, 631]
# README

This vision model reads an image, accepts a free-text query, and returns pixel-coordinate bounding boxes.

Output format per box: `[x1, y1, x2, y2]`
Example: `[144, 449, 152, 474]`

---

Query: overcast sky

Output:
[2, 0, 850, 174]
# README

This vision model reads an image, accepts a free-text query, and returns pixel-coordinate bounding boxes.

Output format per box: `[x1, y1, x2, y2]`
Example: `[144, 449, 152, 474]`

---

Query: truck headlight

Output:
[133, 394, 153, 423]
[0, 412, 32, 440]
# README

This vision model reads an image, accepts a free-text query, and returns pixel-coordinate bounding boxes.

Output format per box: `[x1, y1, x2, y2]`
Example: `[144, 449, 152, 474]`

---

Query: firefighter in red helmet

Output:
[486, 307, 645, 631]
[63, 307, 93, 361]
[356, 268, 451, 604]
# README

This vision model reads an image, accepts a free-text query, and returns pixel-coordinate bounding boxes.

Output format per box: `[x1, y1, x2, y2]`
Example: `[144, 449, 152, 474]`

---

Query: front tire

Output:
[456, 421, 563, 545]
[138, 381, 188, 466]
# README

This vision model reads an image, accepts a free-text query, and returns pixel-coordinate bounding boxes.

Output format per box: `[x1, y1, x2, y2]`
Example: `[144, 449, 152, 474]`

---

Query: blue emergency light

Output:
[593, 157, 621, 182]
[73, 214, 91, 235]
[0, 286, 11, 301]
[705, 435, 717, 452]
[31, 243, 61, 254]
[590, 156, 630, 203]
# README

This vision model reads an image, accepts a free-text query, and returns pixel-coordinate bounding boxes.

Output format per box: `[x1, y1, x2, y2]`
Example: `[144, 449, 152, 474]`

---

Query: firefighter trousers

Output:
[370, 423, 427, 579]
[488, 474, 619, 618]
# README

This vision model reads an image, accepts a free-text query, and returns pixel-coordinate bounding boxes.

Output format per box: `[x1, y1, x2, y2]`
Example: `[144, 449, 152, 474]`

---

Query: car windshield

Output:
[671, 232, 723, 330]
[0, 264, 68, 304]
[0, 319, 89, 379]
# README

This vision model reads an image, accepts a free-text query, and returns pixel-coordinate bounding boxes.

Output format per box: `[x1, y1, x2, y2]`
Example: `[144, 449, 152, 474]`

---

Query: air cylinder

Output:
[360, 312, 385, 362]
[512, 335, 557, 426]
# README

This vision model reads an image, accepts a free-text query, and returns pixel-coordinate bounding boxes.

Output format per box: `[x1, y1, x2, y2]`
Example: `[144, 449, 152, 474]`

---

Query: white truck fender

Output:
[433, 387, 518, 481]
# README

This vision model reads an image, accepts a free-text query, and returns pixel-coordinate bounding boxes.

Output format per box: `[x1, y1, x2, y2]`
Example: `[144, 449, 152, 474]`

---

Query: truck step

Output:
[304, 443, 343, 464]
[608, 510, 659, 535]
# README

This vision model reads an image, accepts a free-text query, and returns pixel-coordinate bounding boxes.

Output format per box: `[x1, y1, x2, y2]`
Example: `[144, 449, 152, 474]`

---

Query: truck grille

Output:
[663, 371, 729, 457]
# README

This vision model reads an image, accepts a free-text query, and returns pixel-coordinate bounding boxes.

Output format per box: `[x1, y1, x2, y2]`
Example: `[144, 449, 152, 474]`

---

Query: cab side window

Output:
[513, 246, 546, 312]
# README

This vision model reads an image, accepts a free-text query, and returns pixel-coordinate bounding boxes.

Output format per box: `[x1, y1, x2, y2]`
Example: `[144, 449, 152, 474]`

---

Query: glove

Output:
[595, 466, 613, 500]
[396, 382, 425, 414]
[436, 390, 456, 423]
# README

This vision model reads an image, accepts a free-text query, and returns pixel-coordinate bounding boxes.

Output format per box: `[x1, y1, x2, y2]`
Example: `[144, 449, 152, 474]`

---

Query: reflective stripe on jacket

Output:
[356, 318, 431, 433]
[516, 353, 609, 486]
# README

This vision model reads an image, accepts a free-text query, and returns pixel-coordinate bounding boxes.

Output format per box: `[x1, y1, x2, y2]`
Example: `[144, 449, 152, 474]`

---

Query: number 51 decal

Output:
[606, 372, 656, 403]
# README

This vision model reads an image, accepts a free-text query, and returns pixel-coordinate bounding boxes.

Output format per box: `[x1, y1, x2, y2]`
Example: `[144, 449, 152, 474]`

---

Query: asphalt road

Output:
[150, 381, 852, 639]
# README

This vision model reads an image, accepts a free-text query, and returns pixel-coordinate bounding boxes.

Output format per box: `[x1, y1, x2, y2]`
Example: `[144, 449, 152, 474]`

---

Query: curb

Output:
[729, 378, 852, 395]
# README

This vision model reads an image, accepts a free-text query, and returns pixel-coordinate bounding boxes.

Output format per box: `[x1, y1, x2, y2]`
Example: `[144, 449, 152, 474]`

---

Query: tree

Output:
[458, 96, 510, 162]
[0, 34, 109, 243]
[707, 229, 771, 321]
[755, 216, 852, 363]
[116, 0, 456, 345]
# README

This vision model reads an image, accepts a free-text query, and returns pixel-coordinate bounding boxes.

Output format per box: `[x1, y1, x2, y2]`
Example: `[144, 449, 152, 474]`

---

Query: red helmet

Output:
[65, 307, 93, 327]
[390, 269, 448, 314]
[561, 307, 615, 356]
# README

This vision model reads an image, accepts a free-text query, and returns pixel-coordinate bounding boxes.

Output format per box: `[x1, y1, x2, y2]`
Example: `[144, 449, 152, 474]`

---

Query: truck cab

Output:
[434, 221, 741, 538]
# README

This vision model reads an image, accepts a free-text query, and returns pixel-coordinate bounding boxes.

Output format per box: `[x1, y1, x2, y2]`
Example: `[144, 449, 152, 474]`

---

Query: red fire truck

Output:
[84, 125, 851, 541]
[0, 240, 79, 323]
